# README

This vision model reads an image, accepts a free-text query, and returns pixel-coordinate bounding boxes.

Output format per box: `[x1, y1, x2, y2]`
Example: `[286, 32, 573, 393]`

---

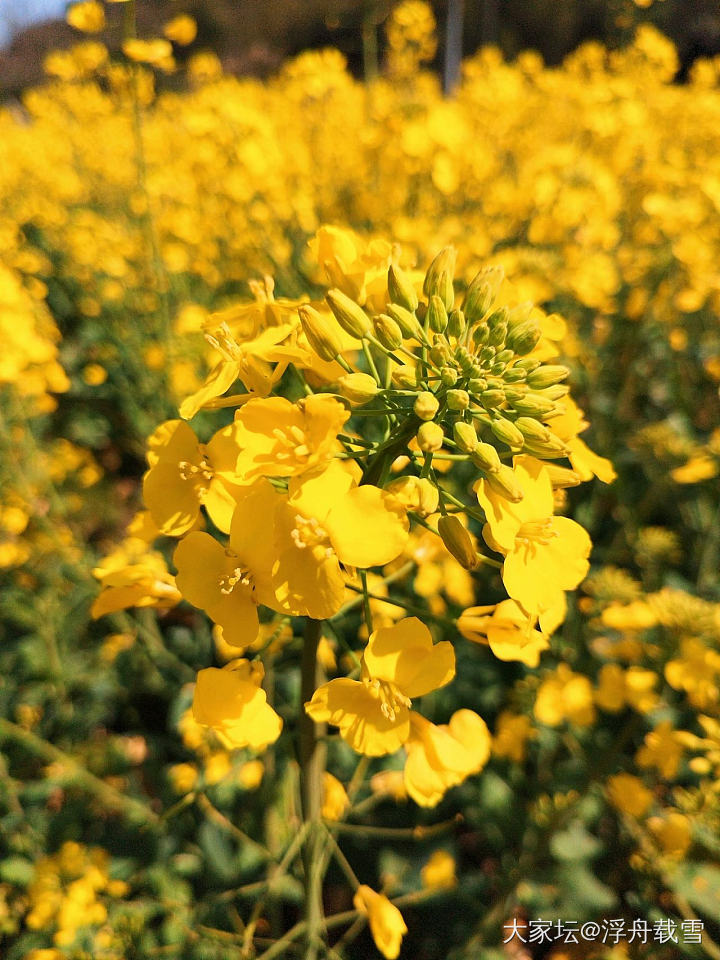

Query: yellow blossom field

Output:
[1, 2, 720, 959]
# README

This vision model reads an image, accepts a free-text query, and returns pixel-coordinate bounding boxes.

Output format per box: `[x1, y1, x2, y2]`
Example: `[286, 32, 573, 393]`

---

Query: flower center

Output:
[205, 322, 243, 362]
[178, 457, 213, 485]
[271, 426, 310, 464]
[365, 678, 412, 722]
[516, 518, 557, 546]
[290, 514, 333, 557]
[219, 565, 254, 595]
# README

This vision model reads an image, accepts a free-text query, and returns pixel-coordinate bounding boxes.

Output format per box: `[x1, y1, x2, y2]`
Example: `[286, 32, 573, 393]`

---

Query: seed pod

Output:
[438, 515, 478, 570]
[470, 442, 502, 474]
[427, 295, 448, 334]
[490, 416, 525, 448]
[417, 421, 444, 452]
[483, 464, 524, 502]
[526, 365, 570, 390]
[326, 288, 372, 339]
[447, 308, 465, 339]
[388, 263, 419, 312]
[453, 420, 478, 453]
[373, 314, 403, 350]
[337, 373, 379, 405]
[463, 265, 504, 323]
[298, 304, 344, 361]
[447, 388, 470, 411]
[387, 303, 423, 340]
[423, 247, 456, 312]
[414, 391, 439, 421]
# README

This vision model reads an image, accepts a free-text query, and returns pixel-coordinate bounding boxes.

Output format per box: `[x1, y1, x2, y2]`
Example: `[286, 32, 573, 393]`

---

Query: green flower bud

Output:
[471, 323, 489, 346]
[483, 463, 524, 502]
[440, 366, 459, 386]
[479, 346, 496, 365]
[514, 417, 551, 442]
[503, 367, 527, 383]
[438, 515, 478, 570]
[526, 365, 570, 389]
[453, 420, 478, 453]
[417, 421, 444, 452]
[337, 372, 379, 405]
[387, 303, 423, 340]
[515, 357, 542, 372]
[479, 388, 505, 409]
[326, 288, 371, 339]
[505, 318, 541, 356]
[539, 384, 570, 401]
[298, 304, 344, 361]
[503, 386, 528, 402]
[463, 265, 504, 323]
[495, 349, 515, 365]
[447, 308, 465, 339]
[427, 295, 448, 334]
[423, 247, 456, 311]
[510, 394, 557, 417]
[429, 343, 450, 366]
[470, 442, 502, 474]
[488, 322, 507, 348]
[467, 377, 487, 394]
[447, 388, 470, 411]
[373, 314, 403, 350]
[490, 416, 525, 448]
[490, 361, 507, 376]
[414, 391, 439, 421]
[388, 264, 419, 312]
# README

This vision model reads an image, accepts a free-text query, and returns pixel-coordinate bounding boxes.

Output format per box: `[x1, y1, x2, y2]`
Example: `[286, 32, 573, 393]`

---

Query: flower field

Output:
[1, 2, 720, 958]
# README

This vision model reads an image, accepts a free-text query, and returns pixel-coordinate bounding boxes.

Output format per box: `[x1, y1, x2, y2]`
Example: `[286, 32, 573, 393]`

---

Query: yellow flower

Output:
[91, 539, 181, 618]
[305, 618, 454, 756]
[670, 454, 718, 484]
[550, 398, 616, 483]
[272, 459, 409, 619]
[421, 850, 457, 891]
[595, 664, 658, 714]
[233, 394, 349, 481]
[606, 773, 653, 818]
[601, 600, 658, 631]
[534, 664, 596, 727]
[492, 711, 535, 763]
[173, 482, 278, 646]
[353, 886, 407, 960]
[476, 456, 591, 618]
[403, 710, 491, 807]
[636, 721, 685, 779]
[458, 599, 550, 667]
[163, 15, 197, 46]
[192, 660, 282, 752]
[122, 38, 174, 65]
[66, 1, 105, 33]
[143, 419, 245, 535]
[647, 812, 692, 859]
[322, 772, 350, 820]
[169, 762, 198, 794]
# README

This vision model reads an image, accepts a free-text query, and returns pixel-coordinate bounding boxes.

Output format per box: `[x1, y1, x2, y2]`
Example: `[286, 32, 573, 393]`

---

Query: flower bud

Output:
[490, 416, 525, 448]
[447, 308, 465, 339]
[447, 389, 470, 411]
[515, 358, 541, 372]
[427, 295, 448, 334]
[479, 388, 505, 409]
[514, 417, 551, 442]
[387, 303, 423, 340]
[463, 265, 504, 323]
[503, 386, 528, 402]
[468, 377, 487, 394]
[386, 476, 439, 516]
[510, 394, 557, 417]
[392, 364, 419, 388]
[505, 317, 541, 356]
[471, 323, 489, 346]
[388, 264, 419, 312]
[414, 391, 439, 421]
[482, 464, 524, 502]
[337, 372, 379, 405]
[326, 288, 371, 339]
[545, 464, 582, 488]
[416, 478, 440, 516]
[521, 434, 569, 458]
[423, 247, 456, 311]
[470, 442, 501, 474]
[540, 384, 570, 401]
[440, 366, 459, 386]
[298, 304, 343, 361]
[495, 349, 515, 365]
[453, 420, 478, 453]
[373, 314, 403, 350]
[417, 422, 444, 452]
[429, 343, 450, 366]
[503, 367, 527, 383]
[526, 365, 570, 390]
[438, 515, 478, 570]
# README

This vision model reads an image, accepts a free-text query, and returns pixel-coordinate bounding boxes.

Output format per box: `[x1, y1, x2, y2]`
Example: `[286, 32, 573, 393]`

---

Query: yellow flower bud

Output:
[387, 302, 423, 340]
[514, 417, 551, 442]
[490, 417, 525, 448]
[423, 246, 456, 311]
[298, 304, 344, 361]
[447, 308, 465, 338]
[326, 288, 371, 339]
[427, 295, 448, 334]
[447, 389, 470, 411]
[385, 476, 439, 516]
[526, 365, 570, 389]
[388, 264, 419, 312]
[453, 420, 477, 453]
[483, 464, 524, 502]
[373, 314, 403, 350]
[414, 391, 439, 420]
[510, 394, 557, 417]
[438, 515, 478, 570]
[463, 265, 504, 322]
[417, 422, 444, 452]
[337, 372, 379, 405]
[470, 442, 501, 474]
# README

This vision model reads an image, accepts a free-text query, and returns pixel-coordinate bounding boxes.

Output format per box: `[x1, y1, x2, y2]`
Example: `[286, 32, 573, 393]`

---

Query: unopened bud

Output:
[423, 247, 456, 311]
[447, 308, 465, 339]
[392, 364, 418, 388]
[510, 394, 557, 417]
[515, 358, 542, 372]
[429, 343, 450, 366]
[387, 303, 423, 340]
[373, 314, 403, 350]
[385, 476, 439, 516]
[427, 295, 448, 334]
[438, 515, 478, 570]
[326, 288, 371, 339]
[453, 420, 478, 453]
[447, 389, 470, 411]
[388, 264, 419, 312]
[468, 377, 487, 394]
[503, 367, 527, 383]
[337, 372, 379, 405]
[414, 391, 439, 420]
[482, 464, 524, 503]
[536, 384, 570, 401]
[490, 417, 525, 448]
[514, 417, 551, 442]
[506, 317, 541, 356]
[521, 434, 569, 458]
[464, 266, 504, 323]
[470, 442, 502, 474]
[471, 323, 489, 346]
[526, 365, 570, 390]
[479, 388, 505, 409]
[298, 304, 343, 361]
[417, 422, 444, 452]
[545, 464, 582, 488]
[440, 366, 459, 386]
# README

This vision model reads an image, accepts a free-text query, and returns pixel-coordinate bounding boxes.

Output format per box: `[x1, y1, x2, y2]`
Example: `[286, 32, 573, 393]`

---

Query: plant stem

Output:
[299, 618, 326, 960]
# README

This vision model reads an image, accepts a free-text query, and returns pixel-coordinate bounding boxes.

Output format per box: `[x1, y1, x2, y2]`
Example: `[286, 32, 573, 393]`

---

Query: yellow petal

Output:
[362, 618, 455, 698]
[305, 679, 410, 756]
[326, 485, 409, 568]
[179, 359, 239, 420]
[353, 886, 407, 960]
